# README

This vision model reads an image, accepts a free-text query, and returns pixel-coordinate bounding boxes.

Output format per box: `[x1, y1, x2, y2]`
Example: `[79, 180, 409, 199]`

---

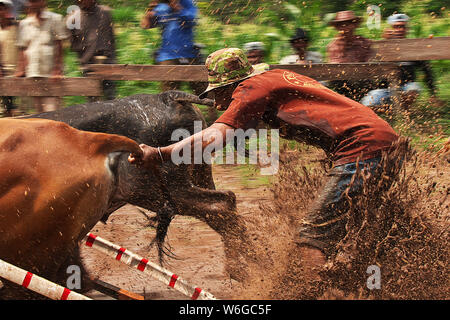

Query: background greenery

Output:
[46, 0, 448, 141]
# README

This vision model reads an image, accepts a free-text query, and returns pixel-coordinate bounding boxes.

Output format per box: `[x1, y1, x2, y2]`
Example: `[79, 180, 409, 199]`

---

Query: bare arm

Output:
[129, 122, 234, 169]
[162, 122, 231, 161]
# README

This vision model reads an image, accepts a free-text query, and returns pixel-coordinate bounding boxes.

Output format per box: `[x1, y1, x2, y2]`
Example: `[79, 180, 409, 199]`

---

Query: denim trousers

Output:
[297, 157, 382, 256]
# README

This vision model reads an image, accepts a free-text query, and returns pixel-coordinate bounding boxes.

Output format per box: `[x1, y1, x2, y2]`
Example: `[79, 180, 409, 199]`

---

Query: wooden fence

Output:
[0, 37, 448, 98]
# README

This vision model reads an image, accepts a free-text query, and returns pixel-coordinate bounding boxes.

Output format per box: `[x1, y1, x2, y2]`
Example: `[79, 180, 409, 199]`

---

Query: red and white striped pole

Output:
[0, 259, 91, 300]
[82, 233, 217, 300]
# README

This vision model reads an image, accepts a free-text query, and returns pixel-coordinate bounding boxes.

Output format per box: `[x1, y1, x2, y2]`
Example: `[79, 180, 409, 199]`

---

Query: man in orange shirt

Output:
[129, 48, 400, 276]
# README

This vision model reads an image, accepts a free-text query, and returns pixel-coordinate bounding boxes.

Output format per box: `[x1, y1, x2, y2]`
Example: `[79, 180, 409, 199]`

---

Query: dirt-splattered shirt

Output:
[215, 69, 399, 166]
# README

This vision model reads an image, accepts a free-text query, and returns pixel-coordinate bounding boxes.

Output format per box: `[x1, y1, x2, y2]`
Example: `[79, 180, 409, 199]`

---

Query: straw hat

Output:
[329, 11, 362, 26]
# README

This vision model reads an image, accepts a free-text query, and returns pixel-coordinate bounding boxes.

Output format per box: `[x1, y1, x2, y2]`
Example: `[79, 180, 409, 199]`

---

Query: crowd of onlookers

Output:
[244, 10, 440, 109]
[0, 0, 441, 117]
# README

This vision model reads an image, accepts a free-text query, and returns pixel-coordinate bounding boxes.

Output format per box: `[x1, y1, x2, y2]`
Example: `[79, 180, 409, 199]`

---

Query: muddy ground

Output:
[81, 164, 272, 300]
[81, 145, 449, 300]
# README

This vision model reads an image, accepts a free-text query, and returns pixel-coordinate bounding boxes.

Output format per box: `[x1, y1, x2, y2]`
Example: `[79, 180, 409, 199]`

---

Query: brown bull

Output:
[0, 118, 142, 299]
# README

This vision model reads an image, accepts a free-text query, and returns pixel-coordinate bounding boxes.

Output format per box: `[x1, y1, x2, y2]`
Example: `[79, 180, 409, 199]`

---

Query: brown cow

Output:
[0, 118, 143, 299]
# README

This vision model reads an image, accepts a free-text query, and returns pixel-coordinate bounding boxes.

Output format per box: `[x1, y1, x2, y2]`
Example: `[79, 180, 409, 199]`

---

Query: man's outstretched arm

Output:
[128, 122, 234, 169]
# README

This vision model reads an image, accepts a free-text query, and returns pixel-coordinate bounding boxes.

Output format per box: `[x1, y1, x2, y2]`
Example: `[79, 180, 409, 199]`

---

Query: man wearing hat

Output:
[0, 0, 18, 117]
[243, 41, 270, 73]
[243, 42, 265, 65]
[327, 10, 372, 63]
[327, 11, 374, 101]
[280, 28, 322, 65]
[129, 48, 401, 281]
[383, 13, 409, 39]
[361, 14, 440, 108]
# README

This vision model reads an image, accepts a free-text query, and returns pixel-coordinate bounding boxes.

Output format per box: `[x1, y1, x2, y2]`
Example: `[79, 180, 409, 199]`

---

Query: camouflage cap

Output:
[199, 48, 266, 98]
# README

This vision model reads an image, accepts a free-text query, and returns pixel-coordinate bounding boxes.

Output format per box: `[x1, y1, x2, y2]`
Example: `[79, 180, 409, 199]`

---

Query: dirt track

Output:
[81, 164, 272, 300]
[80, 148, 450, 300]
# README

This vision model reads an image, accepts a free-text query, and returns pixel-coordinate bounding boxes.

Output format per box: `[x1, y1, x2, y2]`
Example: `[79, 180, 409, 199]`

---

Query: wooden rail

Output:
[82, 37, 449, 82]
[371, 37, 450, 62]
[85, 62, 401, 82]
[0, 77, 102, 96]
[86, 64, 207, 82]
[0, 37, 447, 97]
[271, 63, 400, 82]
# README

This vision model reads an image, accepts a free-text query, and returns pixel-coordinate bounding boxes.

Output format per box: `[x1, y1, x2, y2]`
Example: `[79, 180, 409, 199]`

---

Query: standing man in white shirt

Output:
[14, 0, 69, 112]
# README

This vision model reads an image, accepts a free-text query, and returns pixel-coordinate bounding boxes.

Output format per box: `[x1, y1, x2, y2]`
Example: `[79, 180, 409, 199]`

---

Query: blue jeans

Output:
[360, 82, 422, 107]
[297, 157, 382, 255]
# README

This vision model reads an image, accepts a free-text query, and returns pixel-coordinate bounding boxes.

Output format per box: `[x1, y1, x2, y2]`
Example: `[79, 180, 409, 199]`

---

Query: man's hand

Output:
[128, 144, 163, 171]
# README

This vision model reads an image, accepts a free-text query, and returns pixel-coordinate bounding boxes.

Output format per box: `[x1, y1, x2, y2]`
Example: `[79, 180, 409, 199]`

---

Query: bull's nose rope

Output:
[82, 233, 217, 300]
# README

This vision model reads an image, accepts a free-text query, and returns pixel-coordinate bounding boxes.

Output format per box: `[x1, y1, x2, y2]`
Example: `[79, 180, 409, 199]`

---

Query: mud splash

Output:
[227, 139, 449, 300]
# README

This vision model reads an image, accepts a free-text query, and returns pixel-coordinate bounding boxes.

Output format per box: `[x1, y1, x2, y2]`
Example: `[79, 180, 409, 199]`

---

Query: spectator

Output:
[279, 28, 322, 64]
[243, 41, 270, 72]
[361, 14, 441, 109]
[68, 0, 117, 101]
[327, 11, 372, 63]
[243, 41, 265, 65]
[0, 0, 18, 117]
[383, 13, 409, 39]
[14, 0, 69, 113]
[141, 0, 205, 95]
[326, 11, 374, 101]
